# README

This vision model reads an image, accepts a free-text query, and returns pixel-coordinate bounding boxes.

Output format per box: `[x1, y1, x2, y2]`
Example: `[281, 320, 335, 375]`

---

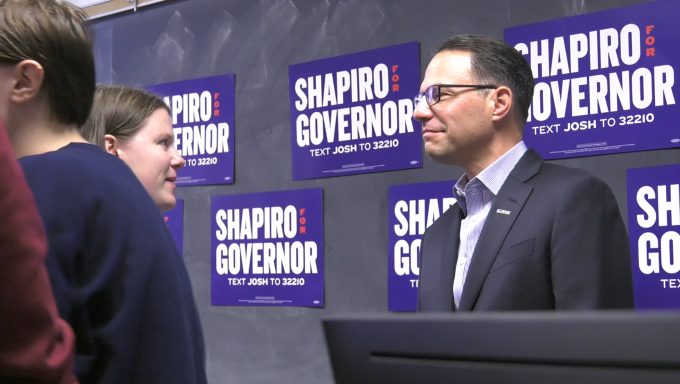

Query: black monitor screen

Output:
[323, 311, 680, 384]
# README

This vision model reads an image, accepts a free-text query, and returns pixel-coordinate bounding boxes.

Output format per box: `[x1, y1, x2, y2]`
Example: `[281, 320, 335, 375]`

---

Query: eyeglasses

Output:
[414, 84, 497, 108]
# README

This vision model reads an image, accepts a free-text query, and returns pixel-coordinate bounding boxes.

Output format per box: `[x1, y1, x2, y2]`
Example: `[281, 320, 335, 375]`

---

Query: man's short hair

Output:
[0, 0, 95, 127]
[436, 35, 534, 123]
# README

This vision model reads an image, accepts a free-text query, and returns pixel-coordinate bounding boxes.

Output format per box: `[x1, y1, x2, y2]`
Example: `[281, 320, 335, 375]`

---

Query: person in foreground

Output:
[0, 1, 208, 383]
[81, 85, 185, 213]
[0, 121, 77, 383]
[415, 34, 634, 311]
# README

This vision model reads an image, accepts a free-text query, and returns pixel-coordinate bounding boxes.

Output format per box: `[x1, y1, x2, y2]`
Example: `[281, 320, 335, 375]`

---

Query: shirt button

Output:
[471, 216, 477, 222]
[456, 190, 462, 196]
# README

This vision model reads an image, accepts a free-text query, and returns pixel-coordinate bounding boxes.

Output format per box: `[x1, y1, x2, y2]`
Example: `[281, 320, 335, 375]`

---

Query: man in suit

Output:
[415, 35, 634, 311]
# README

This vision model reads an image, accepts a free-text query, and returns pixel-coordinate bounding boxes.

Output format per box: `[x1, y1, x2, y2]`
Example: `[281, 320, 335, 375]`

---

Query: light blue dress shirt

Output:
[452, 141, 528, 308]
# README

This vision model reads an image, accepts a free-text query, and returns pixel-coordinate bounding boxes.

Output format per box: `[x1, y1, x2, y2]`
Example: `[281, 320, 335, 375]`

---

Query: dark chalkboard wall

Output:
[92, 0, 673, 382]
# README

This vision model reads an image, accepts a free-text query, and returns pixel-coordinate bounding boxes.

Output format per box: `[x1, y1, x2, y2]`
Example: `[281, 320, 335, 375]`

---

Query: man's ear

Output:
[490, 86, 513, 122]
[104, 134, 120, 156]
[10, 60, 44, 104]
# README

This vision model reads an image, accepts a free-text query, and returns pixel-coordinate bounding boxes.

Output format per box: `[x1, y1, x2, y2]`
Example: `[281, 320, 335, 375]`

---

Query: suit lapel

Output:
[456, 149, 543, 311]
[420, 203, 464, 311]
[438, 206, 463, 311]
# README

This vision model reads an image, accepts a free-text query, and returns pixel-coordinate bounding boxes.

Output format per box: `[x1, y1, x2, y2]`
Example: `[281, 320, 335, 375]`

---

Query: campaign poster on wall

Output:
[628, 164, 680, 309]
[388, 180, 458, 311]
[147, 74, 235, 186]
[164, 199, 184, 253]
[211, 188, 324, 307]
[289, 42, 422, 180]
[504, 0, 678, 160]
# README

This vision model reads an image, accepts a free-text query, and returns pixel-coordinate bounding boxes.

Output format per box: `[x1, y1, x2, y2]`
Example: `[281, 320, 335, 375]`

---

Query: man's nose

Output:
[413, 98, 432, 122]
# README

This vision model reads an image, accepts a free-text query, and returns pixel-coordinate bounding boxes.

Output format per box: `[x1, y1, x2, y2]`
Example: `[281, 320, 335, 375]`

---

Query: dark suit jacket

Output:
[418, 149, 634, 311]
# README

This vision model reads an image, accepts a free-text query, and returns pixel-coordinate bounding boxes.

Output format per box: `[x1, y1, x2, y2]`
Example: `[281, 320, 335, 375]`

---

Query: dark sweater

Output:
[20, 143, 207, 384]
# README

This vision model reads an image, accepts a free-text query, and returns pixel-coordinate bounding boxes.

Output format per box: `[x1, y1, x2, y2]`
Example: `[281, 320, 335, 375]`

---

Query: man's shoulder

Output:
[21, 143, 145, 195]
[524, 161, 617, 210]
[21, 143, 128, 177]
[531, 161, 605, 188]
[20, 143, 162, 222]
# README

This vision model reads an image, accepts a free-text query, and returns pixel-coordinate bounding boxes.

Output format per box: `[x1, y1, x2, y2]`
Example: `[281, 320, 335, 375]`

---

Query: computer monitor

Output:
[323, 311, 680, 384]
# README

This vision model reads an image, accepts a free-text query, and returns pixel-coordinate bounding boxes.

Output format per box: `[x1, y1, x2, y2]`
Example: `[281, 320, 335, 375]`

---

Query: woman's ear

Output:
[104, 134, 120, 156]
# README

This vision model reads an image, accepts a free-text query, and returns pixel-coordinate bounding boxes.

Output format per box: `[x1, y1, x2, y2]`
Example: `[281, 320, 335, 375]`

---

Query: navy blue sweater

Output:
[20, 143, 207, 384]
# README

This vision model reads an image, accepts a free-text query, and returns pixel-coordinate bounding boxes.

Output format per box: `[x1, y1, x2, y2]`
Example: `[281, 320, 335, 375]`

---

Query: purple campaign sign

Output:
[388, 180, 458, 311]
[628, 164, 680, 309]
[211, 188, 324, 307]
[163, 199, 183, 254]
[147, 74, 235, 186]
[289, 42, 422, 180]
[504, 0, 679, 160]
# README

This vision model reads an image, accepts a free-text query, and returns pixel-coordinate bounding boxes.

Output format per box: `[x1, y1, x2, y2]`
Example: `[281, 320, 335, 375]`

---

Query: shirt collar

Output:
[453, 140, 528, 201]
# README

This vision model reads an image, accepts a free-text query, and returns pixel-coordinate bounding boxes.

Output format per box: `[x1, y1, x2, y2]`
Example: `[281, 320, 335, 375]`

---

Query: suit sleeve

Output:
[0, 124, 78, 383]
[550, 173, 634, 309]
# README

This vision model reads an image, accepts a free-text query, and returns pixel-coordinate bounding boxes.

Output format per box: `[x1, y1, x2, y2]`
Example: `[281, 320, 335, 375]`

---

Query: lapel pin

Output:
[496, 209, 511, 215]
